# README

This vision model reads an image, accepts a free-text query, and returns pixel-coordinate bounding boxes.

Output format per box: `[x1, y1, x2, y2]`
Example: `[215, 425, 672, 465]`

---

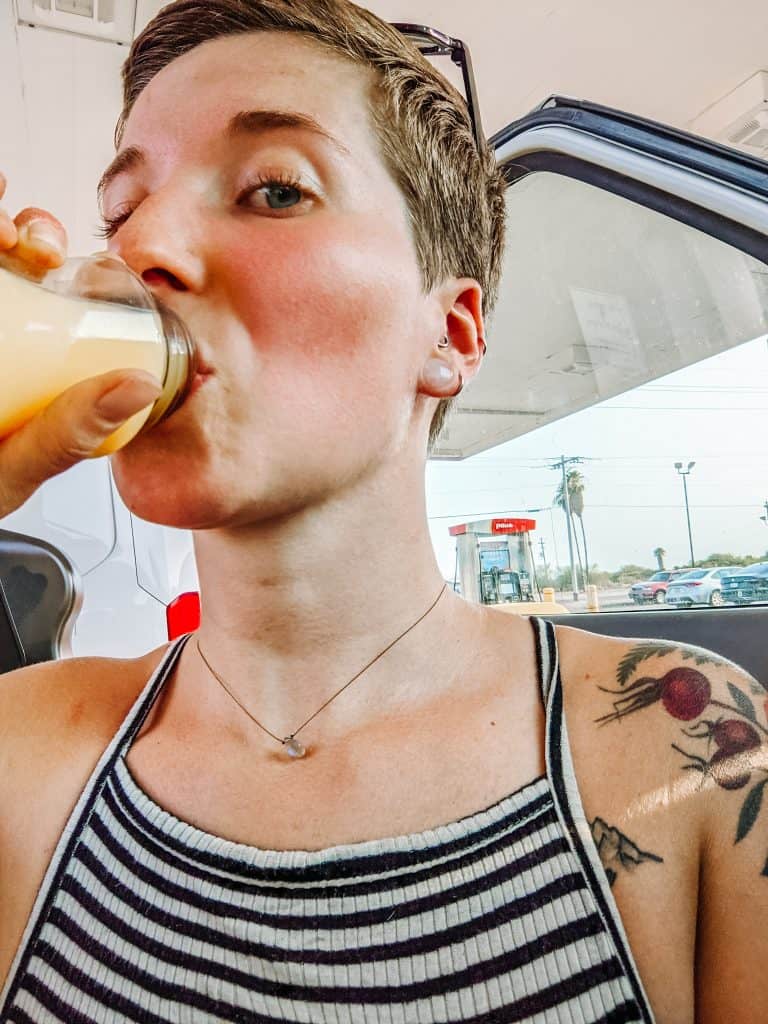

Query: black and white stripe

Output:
[1, 624, 654, 1023]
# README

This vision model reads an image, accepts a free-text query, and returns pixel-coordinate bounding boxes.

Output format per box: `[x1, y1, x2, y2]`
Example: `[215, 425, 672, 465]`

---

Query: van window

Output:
[429, 173, 768, 614]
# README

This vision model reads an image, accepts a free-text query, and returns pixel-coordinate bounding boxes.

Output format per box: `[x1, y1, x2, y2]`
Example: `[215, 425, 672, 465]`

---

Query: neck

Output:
[190, 458, 477, 737]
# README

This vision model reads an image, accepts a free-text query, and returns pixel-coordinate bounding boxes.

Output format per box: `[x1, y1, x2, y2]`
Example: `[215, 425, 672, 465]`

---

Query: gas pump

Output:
[450, 517, 537, 606]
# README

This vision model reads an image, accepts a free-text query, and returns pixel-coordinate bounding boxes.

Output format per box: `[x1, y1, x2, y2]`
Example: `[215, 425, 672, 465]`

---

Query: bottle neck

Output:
[142, 303, 197, 430]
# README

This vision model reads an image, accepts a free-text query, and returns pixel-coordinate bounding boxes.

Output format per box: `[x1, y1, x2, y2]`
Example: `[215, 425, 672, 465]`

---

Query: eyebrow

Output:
[97, 108, 348, 205]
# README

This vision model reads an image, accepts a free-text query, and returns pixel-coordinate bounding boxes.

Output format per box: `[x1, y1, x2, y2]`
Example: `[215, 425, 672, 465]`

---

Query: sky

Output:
[426, 334, 768, 580]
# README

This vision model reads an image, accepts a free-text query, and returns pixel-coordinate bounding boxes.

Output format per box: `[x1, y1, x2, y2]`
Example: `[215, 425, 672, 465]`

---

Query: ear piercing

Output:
[423, 358, 455, 387]
[437, 336, 486, 356]
[428, 336, 475, 397]
[423, 358, 464, 397]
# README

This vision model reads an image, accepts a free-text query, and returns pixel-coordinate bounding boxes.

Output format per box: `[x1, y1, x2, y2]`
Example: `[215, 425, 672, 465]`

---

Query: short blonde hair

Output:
[118, 0, 507, 448]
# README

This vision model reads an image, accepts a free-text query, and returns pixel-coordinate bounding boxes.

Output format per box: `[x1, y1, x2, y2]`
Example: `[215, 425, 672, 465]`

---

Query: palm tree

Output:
[568, 472, 590, 586]
[554, 469, 589, 586]
[653, 547, 666, 571]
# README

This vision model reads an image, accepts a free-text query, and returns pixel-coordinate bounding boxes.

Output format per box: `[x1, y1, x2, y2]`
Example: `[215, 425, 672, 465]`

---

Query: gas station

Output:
[450, 517, 538, 606]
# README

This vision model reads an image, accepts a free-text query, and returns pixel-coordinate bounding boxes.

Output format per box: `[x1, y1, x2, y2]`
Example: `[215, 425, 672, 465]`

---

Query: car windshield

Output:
[677, 570, 708, 580]
[428, 163, 768, 618]
[730, 563, 768, 576]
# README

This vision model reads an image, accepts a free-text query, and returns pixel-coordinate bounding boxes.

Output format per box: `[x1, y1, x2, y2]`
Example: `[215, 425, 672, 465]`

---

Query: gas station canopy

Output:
[449, 518, 537, 537]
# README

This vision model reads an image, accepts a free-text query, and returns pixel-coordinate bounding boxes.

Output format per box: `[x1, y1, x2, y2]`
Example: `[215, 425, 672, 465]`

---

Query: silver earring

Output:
[452, 373, 464, 397]
[437, 336, 450, 350]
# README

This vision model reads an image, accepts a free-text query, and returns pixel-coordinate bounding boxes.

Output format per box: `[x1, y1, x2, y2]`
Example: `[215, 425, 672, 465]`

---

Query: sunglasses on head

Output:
[391, 23, 484, 153]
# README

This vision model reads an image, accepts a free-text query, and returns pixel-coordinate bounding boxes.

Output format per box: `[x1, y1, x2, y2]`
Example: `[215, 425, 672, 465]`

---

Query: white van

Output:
[0, 458, 199, 662]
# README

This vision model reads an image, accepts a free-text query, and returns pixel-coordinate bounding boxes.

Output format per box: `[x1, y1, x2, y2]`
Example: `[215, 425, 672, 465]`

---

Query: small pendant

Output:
[283, 735, 307, 759]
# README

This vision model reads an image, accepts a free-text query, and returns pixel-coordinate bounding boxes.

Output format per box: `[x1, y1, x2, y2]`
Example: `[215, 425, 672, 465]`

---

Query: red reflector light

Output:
[167, 591, 201, 639]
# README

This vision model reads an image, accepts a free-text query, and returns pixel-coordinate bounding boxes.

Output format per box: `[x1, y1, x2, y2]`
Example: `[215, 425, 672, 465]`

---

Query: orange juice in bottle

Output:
[0, 256, 196, 453]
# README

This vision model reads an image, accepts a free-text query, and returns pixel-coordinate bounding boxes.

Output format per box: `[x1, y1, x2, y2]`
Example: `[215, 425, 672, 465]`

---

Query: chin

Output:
[110, 444, 236, 530]
[110, 445, 303, 531]
[117, 480, 230, 530]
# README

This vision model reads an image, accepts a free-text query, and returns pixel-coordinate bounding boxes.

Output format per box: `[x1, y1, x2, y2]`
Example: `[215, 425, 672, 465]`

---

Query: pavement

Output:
[553, 587, 649, 614]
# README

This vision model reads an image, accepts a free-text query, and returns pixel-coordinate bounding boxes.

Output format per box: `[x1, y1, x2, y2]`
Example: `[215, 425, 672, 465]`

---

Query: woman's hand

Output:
[0, 172, 162, 518]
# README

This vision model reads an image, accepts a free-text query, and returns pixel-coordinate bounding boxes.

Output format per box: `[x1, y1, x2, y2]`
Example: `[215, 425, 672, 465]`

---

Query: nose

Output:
[109, 186, 206, 297]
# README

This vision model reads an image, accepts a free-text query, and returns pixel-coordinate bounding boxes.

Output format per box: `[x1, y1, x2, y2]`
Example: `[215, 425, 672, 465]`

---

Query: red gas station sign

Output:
[491, 518, 536, 534]
[449, 518, 537, 536]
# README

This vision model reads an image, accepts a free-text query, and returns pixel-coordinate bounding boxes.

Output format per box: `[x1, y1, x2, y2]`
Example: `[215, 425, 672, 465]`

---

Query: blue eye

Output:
[264, 183, 302, 209]
[239, 175, 309, 213]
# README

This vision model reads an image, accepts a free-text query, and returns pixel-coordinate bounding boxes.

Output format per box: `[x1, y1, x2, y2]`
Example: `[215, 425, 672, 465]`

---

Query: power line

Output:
[462, 452, 768, 465]
[588, 453, 768, 462]
[428, 508, 550, 520]
[583, 503, 765, 510]
[595, 405, 768, 412]
[641, 385, 768, 393]
[428, 503, 766, 518]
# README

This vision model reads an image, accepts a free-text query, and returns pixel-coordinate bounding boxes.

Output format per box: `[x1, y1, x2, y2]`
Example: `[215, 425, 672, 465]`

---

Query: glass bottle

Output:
[0, 254, 197, 454]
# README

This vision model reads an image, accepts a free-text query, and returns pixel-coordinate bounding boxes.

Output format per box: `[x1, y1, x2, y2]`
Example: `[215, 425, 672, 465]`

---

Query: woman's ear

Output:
[445, 278, 485, 367]
[417, 278, 485, 397]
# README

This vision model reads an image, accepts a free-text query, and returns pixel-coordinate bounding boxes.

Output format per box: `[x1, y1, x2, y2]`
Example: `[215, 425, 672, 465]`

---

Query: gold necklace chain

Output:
[195, 583, 447, 759]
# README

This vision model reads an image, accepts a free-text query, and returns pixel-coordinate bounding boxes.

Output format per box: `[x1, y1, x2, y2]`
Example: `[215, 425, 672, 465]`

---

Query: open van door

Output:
[431, 97, 768, 680]
[437, 96, 768, 457]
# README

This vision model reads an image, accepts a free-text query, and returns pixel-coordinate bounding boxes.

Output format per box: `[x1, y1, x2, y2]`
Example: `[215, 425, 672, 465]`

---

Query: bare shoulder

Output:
[0, 649, 170, 990]
[553, 622, 765, 827]
[0, 647, 167, 808]
[554, 623, 768, 1021]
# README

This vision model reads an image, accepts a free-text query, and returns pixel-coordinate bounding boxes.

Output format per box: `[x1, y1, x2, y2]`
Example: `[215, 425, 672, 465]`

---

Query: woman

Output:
[0, 2, 765, 1021]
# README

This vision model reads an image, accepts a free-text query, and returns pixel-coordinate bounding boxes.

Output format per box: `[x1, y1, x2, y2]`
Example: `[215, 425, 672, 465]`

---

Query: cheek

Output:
[221, 215, 423, 383]
[108, 220, 423, 524]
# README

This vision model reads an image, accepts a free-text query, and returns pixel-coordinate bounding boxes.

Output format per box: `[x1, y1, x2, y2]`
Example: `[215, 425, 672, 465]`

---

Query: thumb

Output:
[0, 370, 162, 516]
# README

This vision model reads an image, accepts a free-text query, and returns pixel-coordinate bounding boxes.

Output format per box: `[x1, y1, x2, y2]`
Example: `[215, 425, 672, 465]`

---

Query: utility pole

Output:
[674, 461, 696, 567]
[538, 537, 548, 570]
[549, 455, 583, 601]
[538, 537, 549, 587]
[761, 499, 768, 526]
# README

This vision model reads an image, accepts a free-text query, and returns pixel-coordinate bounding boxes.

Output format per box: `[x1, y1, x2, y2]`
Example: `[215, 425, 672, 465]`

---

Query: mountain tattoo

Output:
[590, 818, 663, 887]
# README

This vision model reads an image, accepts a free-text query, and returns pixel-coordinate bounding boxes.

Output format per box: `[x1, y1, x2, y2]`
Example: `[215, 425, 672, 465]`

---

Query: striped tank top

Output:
[1, 619, 656, 1023]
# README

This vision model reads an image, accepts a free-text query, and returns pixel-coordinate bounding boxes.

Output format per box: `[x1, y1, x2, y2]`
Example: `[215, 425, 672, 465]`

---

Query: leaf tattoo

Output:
[728, 682, 757, 723]
[737, 780, 767, 844]
[616, 642, 725, 687]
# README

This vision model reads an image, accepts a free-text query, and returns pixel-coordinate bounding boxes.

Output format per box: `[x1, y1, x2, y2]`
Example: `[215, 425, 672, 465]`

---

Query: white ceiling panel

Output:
[0, 4, 30, 206]
[3, 1, 768, 257]
[13, 23, 124, 253]
[132, 2, 768, 135]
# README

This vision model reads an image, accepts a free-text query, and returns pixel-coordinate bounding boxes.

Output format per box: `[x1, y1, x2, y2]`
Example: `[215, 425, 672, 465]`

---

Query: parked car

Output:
[629, 569, 687, 605]
[720, 563, 768, 605]
[665, 566, 743, 607]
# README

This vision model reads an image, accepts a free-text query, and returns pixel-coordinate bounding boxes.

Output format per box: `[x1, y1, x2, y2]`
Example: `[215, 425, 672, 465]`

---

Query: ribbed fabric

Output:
[1, 619, 655, 1023]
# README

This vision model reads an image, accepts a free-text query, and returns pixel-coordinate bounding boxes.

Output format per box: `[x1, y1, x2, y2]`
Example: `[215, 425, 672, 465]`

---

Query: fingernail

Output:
[26, 220, 64, 254]
[97, 375, 162, 421]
